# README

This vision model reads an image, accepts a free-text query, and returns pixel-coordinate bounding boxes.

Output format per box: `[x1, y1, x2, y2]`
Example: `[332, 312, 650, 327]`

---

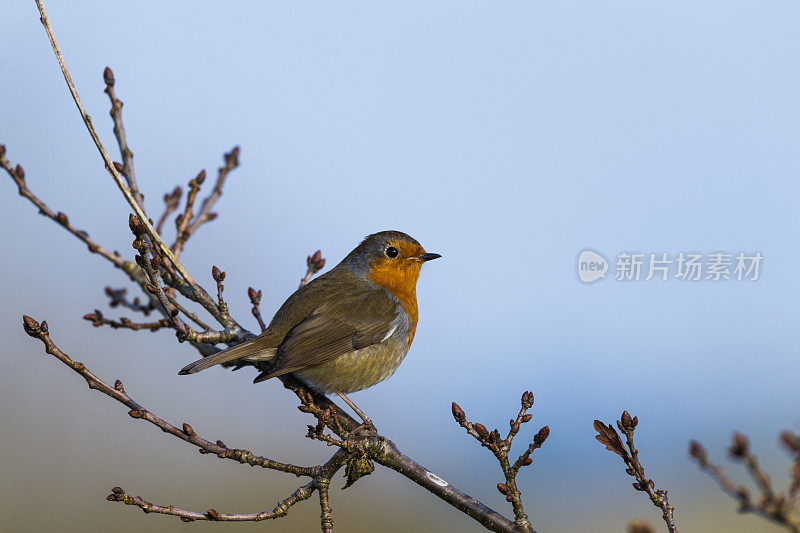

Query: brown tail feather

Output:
[178, 340, 275, 375]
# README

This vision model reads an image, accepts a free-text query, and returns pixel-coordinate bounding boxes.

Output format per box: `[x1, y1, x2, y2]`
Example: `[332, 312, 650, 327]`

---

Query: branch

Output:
[102, 66, 143, 210]
[186, 147, 239, 237]
[248, 287, 267, 332]
[450, 391, 546, 532]
[34, 0, 211, 303]
[22, 315, 318, 475]
[594, 412, 678, 533]
[1, 147, 127, 271]
[689, 432, 800, 531]
[104, 287, 155, 316]
[83, 309, 170, 332]
[155, 186, 182, 235]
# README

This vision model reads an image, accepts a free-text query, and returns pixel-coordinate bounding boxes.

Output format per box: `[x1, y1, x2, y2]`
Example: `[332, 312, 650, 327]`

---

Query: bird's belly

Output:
[293, 339, 410, 394]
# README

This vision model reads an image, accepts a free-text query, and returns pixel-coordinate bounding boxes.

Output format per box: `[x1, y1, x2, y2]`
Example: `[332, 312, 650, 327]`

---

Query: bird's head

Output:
[342, 230, 440, 298]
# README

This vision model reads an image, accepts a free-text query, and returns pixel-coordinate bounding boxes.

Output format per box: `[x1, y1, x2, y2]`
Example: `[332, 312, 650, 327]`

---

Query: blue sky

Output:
[2, 2, 799, 531]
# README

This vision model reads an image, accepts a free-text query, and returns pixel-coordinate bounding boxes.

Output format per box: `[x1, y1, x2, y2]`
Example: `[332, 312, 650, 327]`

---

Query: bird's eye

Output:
[386, 246, 399, 258]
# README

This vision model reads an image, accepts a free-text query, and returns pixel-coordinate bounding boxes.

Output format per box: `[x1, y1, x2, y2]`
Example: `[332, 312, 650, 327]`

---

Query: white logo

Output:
[578, 250, 608, 283]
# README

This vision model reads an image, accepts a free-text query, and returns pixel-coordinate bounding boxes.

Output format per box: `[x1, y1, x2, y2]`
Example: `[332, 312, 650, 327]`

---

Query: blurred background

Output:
[2, 2, 799, 532]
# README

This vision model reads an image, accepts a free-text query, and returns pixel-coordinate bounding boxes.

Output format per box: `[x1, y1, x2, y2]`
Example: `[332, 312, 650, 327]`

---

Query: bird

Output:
[179, 230, 440, 426]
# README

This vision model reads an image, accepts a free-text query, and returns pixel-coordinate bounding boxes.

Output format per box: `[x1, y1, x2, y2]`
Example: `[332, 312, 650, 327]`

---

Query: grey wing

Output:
[253, 296, 399, 383]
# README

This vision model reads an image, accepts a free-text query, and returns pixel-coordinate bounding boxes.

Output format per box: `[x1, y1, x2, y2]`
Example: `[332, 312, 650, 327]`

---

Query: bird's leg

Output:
[336, 392, 375, 432]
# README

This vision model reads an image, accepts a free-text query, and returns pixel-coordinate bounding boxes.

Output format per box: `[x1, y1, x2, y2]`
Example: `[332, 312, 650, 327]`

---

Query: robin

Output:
[179, 230, 440, 425]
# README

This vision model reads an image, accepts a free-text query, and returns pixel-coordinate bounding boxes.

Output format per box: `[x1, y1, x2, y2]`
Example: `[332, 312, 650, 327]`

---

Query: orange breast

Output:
[367, 259, 420, 343]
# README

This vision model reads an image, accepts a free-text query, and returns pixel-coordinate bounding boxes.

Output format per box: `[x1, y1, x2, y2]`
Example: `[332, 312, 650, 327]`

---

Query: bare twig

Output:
[172, 169, 205, 257]
[689, 433, 800, 532]
[1, 148, 127, 271]
[451, 391, 547, 532]
[104, 287, 155, 316]
[34, 0, 206, 295]
[186, 147, 239, 237]
[212, 265, 227, 314]
[107, 482, 315, 522]
[248, 287, 267, 332]
[21, 316, 316, 475]
[594, 412, 678, 533]
[83, 309, 170, 332]
[155, 186, 182, 235]
[102, 66, 143, 210]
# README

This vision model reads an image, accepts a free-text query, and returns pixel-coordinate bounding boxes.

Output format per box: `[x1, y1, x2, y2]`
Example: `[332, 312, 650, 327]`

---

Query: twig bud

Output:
[688, 440, 707, 462]
[114, 380, 125, 392]
[128, 213, 145, 236]
[522, 457, 533, 466]
[780, 431, 800, 454]
[22, 315, 40, 336]
[534, 425, 550, 445]
[474, 423, 489, 439]
[182, 423, 194, 436]
[128, 409, 143, 418]
[145, 284, 158, 294]
[56, 212, 69, 225]
[0, 144, 5, 157]
[225, 146, 241, 167]
[620, 411, 635, 431]
[497, 483, 508, 495]
[195, 169, 206, 185]
[521, 391, 534, 409]
[103, 66, 115, 86]
[40, 321, 49, 333]
[112, 486, 124, 494]
[522, 414, 532, 423]
[216, 440, 227, 448]
[212, 265, 225, 282]
[729, 432, 749, 458]
[206, 509, 220, 520]
[113, 161, 126, 177]
[451, 402, 466, 423]
[14, 164, 25, 181]
[307, 250, 326, 272]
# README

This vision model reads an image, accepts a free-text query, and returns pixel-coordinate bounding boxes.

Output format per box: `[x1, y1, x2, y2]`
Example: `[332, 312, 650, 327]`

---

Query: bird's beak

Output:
[418, 252, 442, 262]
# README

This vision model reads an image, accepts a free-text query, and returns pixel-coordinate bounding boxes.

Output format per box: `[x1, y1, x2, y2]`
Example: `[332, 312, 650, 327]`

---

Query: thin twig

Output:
[172, 169, 205, 258]
[104, 287, 155, 316]
[186, 147, 239, 237]
[102, 66, 143, 210]
[1, 148, 127, 271]
[248, 287, 267, 332]
[34, 0, 201, 292]
[451, 391, 546, 532]
[21, 315, 316, 475]
[690, 435, 800, 532]
[83, 309, 170, 332]
[594, 412, 678, 533]
[108, 481, 315, 522]
[155, 186, 182, 235]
